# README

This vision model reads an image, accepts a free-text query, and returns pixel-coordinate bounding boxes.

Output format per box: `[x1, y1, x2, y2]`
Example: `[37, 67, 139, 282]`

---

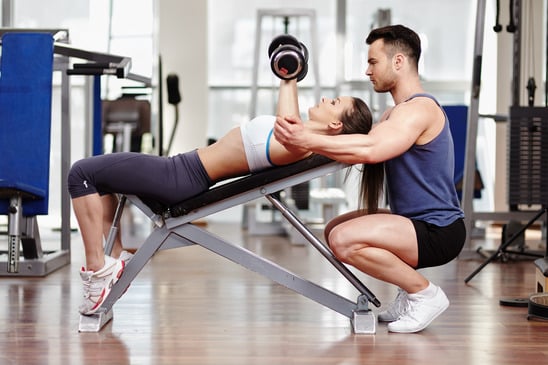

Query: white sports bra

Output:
[240, 115, 277, 172]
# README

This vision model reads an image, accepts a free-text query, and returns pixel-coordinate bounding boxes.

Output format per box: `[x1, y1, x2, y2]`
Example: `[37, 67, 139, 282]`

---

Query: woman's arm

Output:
[276, 79, 299, 118]
[269, 79, 311, 163]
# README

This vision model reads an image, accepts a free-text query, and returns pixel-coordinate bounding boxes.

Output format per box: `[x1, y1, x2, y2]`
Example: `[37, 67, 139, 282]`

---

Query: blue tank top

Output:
[384, 93, 464, 226]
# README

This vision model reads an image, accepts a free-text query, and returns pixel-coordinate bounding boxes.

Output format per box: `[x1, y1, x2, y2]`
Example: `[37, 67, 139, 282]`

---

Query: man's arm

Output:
[274, 101, 434, 164]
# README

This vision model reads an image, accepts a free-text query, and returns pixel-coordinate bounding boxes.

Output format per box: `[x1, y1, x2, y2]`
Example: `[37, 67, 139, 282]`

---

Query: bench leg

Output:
[351, 294, 377, 334]
[78, 308, 114, 332]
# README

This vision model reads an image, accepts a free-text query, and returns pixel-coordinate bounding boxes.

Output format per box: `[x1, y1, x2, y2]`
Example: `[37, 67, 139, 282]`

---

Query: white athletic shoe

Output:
[119, 250, 134, 264]
[387, 285, 449, 333]
[378, 288, 409, 322]
[79, 255, 125, 315]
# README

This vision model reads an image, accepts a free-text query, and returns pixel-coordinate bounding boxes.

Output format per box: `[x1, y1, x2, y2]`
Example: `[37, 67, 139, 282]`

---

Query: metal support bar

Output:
[1, 0, 13, 27]
[60, 53, 71, 253]
[104, 195, 127, 256]
[266, 193, 381, 307]
[461, 0, 486, 252]
[54, 42, 131, 78]
[179, 224, 360, 318]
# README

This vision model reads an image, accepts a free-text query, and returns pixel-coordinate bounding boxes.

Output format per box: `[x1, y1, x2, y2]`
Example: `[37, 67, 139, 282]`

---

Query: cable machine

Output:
[464, 0, 548, 283]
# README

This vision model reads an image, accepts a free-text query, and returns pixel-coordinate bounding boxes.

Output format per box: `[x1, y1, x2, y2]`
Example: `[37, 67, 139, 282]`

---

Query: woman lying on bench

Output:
[68, 54, 383, 316]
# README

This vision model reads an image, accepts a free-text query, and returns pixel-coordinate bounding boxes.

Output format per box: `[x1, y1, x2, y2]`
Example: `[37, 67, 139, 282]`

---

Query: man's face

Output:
[366, 39, 396, 93]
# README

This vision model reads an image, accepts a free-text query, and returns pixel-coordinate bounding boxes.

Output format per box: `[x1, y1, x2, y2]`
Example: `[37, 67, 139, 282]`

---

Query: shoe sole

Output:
[83, 260, 125, 315]
[388, 299, 449, 333]
[378, 316, 398, 322]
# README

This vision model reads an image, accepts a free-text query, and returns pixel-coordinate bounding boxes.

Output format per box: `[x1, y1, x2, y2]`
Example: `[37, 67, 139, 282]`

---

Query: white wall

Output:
[158, 0, 209, 153]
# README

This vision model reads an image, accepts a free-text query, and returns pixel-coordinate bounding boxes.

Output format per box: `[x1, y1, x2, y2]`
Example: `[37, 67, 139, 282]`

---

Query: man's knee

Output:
[324, 219, 337, 243]
[327, 226, 353, 263]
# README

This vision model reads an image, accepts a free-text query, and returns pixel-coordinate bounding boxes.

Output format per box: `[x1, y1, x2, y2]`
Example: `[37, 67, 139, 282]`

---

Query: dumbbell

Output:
[268, 34, 308, 81]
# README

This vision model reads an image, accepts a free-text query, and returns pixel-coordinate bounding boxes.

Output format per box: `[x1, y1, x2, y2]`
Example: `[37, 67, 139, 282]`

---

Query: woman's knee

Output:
[67, 159, 96, 198]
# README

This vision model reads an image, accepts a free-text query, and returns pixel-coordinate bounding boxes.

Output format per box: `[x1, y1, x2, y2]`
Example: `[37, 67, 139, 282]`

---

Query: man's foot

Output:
[378, 288, 408, 322]
[79, 256, 125, 315]
[387, 285, 449, 333]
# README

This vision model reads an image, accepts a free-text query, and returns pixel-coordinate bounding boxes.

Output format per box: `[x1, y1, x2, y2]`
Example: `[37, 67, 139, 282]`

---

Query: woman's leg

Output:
[72, 193, 106, 271]
[73, 193, 125, 270]
[73, 192, 127, 315]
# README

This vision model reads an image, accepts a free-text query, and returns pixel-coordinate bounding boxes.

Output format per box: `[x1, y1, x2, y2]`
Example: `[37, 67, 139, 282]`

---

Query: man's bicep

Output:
[368, 119, 420, 160]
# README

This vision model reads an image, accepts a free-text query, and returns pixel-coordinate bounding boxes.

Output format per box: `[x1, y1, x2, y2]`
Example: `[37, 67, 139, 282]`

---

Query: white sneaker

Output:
[79, 255, 125, 315]
[387, 285, 449, 333]
[378, 288, 408, 322]
[119, 250, 134, 264]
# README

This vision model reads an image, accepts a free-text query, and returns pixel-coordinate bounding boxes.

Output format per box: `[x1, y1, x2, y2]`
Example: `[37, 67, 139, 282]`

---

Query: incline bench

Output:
[78, 154, 381, 333]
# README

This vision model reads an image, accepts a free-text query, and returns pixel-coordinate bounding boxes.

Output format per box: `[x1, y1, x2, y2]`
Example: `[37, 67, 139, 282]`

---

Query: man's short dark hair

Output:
[366, 24, 421, 67]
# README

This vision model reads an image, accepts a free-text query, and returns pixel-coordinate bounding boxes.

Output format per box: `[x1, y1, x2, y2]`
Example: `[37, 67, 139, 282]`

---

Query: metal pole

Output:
[1, 0, 13, 27]
[510, 0, 522, 106]
[461, 0, 486, 254]
[104, 195, 127, 256]
[60, 57, 72, 253]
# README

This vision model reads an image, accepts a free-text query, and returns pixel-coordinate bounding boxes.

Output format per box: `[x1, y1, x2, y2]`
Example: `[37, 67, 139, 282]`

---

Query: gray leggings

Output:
[67, 150, 213, 206]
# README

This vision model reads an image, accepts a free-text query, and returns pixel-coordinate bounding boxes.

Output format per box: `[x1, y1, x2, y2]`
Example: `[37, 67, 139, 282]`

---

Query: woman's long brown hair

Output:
[340, 97, 384, 214]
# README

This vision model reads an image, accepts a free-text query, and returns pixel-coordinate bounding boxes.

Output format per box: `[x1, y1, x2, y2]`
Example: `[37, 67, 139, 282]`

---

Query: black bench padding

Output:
[142, 154, 335, 218]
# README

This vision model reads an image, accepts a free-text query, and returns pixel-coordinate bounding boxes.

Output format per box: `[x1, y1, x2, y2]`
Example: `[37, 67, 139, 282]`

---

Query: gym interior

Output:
[1, 0, 548, 364]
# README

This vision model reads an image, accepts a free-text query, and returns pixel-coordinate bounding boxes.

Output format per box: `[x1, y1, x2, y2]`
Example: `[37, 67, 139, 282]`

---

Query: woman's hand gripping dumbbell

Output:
[268, 34, 308, 82]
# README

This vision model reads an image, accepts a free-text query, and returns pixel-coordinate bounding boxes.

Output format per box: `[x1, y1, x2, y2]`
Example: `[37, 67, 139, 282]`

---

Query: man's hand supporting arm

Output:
[274, 112, 421, 165]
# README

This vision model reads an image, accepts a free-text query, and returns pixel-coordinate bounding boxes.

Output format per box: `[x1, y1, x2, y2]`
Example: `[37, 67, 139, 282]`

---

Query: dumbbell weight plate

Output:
[267, 34, 301, 58]
[271, 46, 303, 80]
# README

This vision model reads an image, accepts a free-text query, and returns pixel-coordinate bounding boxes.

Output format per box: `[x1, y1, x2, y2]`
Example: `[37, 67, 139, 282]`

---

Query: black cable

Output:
[507, 0, 516, 33]
[494, 0, 502, 32]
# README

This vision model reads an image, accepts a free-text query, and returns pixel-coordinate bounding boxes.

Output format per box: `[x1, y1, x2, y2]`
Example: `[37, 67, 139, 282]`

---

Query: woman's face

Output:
[308, 96, 354, 125]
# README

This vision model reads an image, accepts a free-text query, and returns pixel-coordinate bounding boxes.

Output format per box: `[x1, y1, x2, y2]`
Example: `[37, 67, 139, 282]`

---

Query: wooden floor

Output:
[1, 219, 548, 365]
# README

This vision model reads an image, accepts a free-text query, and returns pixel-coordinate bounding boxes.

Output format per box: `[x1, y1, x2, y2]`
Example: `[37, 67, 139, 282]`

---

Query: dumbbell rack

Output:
[249, 8, 320, 118]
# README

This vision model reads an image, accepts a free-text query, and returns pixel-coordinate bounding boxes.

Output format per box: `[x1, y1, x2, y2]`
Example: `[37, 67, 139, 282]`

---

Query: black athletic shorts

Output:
[412, 218, 466, 269]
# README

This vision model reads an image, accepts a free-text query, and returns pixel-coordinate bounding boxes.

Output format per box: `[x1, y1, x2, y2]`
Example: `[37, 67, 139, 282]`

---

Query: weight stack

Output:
[508, 106, 548, 210]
